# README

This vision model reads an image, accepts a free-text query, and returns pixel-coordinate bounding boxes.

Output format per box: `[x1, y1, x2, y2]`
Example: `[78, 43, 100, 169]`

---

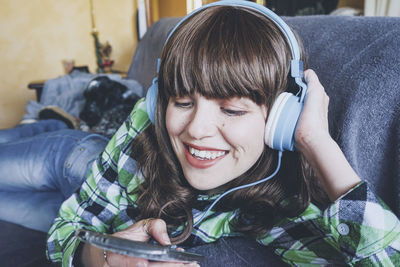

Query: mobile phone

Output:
[75, 229, 204, 263]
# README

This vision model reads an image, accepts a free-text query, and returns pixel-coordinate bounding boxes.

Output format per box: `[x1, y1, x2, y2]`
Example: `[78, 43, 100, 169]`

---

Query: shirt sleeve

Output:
[323, 181, 400, 265]
[46, 98, 151, 266]
[257, 182, 400, 266]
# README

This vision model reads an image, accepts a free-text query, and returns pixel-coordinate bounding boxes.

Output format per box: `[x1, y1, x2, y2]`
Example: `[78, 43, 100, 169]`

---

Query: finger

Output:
[304, 69, 326, 94]
[129, 257, 150, 267]
[112, 222, 150, 242]
[106, 251, 150, 267]
[304, 69, 319, 84]
[304, 69, 328, 102]
[143, 218, 171, 245]
[149, 261, 199, 267]
[149, 262, 183, 267]
[142, 218, 154, 236]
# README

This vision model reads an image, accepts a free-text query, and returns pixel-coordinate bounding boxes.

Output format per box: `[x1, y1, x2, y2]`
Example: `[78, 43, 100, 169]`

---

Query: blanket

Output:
[286, 15, 400, 215]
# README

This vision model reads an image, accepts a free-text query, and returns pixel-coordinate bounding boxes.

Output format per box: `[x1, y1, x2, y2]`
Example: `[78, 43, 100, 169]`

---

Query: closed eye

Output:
[174, 101, 193, 108]
[220, 107, 246, 116]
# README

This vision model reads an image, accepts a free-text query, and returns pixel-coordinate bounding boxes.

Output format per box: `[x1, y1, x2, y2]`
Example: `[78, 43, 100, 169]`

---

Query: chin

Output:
[186, 177, 219, 191]
[186, 175, 233, 193]
[187, 181, 213, 191]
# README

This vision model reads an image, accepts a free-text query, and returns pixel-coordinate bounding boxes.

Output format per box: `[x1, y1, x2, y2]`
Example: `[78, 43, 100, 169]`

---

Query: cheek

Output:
[223, 117, 266, 154]
[165, 105, 176, 136]
[165, 105, 189, 138]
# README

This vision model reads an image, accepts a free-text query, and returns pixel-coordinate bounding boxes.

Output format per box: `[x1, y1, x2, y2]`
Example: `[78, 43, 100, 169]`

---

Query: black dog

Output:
[79, 76, 139, 129]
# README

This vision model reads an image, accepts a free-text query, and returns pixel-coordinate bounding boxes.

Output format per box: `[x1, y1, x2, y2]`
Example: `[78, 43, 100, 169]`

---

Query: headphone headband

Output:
[162, 0, 307, 101]
[166, 1, 301, 63]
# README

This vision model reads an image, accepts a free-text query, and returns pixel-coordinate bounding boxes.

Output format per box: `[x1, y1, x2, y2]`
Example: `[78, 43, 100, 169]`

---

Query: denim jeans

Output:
[0, 120, 109, 232]
[0, 119, 68, 143]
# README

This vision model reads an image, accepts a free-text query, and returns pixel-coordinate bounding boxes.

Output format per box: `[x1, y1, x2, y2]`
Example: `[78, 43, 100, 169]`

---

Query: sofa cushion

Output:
[286, 16, 400, 215]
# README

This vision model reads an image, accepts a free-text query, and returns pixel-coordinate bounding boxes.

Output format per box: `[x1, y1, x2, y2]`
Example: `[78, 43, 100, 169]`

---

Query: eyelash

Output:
[174, 101, 193, 108]
[174, 100, 247, 116]
[221, 107, 246, 116]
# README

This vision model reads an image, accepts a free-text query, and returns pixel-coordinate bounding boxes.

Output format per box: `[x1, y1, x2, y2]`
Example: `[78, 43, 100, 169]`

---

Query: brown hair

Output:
[131, 6, 328, 244]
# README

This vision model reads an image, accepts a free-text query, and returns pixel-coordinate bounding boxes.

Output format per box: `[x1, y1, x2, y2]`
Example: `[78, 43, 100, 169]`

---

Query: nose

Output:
[186, 103, 218, 140]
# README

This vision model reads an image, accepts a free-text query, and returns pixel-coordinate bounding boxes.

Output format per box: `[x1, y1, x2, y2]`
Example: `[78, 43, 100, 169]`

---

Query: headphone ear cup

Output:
[264, 92, 304, 151]
[145, 78, 158, 124]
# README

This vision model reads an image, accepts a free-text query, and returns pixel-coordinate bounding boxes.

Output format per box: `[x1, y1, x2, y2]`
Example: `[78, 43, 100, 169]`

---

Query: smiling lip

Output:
[183, 143, 227, 169]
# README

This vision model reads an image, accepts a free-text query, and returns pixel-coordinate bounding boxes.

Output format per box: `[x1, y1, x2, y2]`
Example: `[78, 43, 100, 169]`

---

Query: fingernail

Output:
[162, 233, 171, 244]
[188, 263, 200, 267]
[136, 261, 148, 267]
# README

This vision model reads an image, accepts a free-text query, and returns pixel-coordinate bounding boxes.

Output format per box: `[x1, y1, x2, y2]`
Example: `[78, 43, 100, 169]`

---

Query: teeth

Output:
[189, 146, 225, 160]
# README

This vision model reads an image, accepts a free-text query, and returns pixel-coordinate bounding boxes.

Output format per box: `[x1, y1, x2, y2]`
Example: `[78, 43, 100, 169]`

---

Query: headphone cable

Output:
[193, 150, 283, 227]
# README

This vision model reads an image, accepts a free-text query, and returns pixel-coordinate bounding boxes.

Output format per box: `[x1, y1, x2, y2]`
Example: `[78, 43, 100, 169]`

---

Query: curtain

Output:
[364, 0, 400, 16]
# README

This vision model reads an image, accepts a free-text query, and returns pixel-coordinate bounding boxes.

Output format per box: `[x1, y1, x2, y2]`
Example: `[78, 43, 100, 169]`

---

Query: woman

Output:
[47, 2, 400, 266]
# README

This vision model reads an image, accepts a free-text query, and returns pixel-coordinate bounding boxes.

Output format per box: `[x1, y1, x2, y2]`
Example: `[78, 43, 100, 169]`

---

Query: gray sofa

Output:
[1, 15, 399, 267]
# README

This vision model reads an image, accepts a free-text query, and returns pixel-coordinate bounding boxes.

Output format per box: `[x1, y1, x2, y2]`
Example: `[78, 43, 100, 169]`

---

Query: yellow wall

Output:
[338, 0, 364, 9]
[158, 0, 186, 18]
[150, 0, 186, 21]
[0, 0, 138, 129]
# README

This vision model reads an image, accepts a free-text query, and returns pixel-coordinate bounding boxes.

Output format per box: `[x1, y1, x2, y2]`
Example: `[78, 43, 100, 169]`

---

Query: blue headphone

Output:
[146, 0, 307, 152]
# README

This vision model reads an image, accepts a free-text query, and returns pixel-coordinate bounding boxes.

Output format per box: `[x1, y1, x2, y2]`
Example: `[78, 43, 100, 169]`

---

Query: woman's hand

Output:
[294, 69, 361, 201]
[82, 219, 198, 267]
[295, 69, 331, 153]
[111, 218, 171, 245]
[105, 219, 170, 267]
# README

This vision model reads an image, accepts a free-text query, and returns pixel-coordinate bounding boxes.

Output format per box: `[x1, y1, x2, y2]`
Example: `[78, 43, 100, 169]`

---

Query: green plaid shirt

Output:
[47, 98, 400, 266]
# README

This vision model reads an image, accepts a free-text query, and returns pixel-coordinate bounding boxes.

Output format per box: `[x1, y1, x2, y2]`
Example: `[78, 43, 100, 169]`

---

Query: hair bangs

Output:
[159, 6, 291, 106]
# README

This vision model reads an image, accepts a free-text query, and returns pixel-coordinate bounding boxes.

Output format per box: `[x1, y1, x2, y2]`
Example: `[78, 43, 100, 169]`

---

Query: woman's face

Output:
[166, 93, 268, 191]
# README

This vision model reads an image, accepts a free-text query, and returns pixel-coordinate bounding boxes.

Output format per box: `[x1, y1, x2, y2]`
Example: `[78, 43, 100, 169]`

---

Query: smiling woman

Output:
[135, 1, 311, 243]
[166, 95, 267, 190]
[46, 1, 400, 267]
